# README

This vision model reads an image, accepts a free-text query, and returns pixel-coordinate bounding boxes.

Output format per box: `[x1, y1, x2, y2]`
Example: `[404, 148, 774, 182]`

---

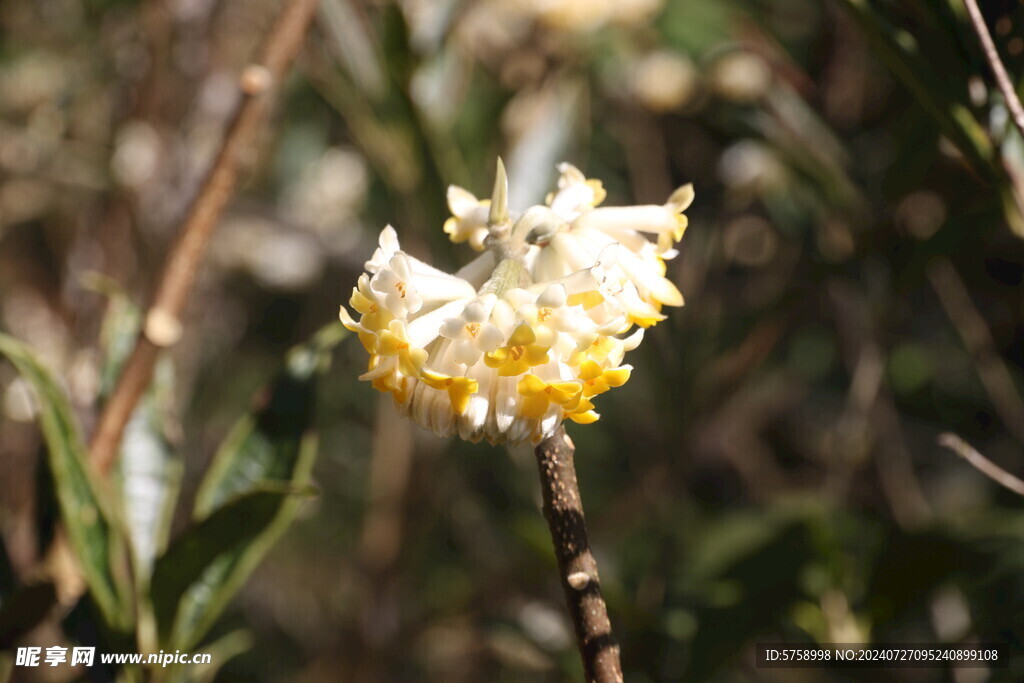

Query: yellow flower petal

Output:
[567, 291, 605, 310]
[520, 393, 550, 419]
[509, 323, 537, 347]
[447, 377, 478, 414]
[604, 367, 631, 387]
[524, 344, 550, 366]
[568, 410, 600, 424]
[517, 374, 548, 396]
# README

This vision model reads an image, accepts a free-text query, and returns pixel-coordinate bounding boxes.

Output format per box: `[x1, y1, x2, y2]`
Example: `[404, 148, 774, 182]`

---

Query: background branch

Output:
[927, 258, 1024, 444]
[939, 433, 1024, 496]
[962, 0, 1024, 139]
[534, 427, 623, 683]
[88, 0, 322, 474]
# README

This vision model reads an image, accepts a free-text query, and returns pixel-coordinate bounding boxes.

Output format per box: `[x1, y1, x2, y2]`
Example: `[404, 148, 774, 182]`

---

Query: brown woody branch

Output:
[939, 433, 1024, 496]
[962, 0, 1024, 140]
[927, 258, 1024, 444]
[534, 427, 623, 683]
[88, 0, 321, 474]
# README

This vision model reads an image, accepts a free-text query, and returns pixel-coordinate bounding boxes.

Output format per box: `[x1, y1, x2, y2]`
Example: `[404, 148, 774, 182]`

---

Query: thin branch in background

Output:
[828, 282, 933, 529]
[927, 258, 1024, 444]
[939, 433, 1024, 496]
[962, 0, 1024, 140]
[534, 427, 623, 683]
[88, 0, 322, 474]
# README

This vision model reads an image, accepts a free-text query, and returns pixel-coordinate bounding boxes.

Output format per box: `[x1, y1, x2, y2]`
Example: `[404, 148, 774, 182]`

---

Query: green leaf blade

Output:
[0, 333, 132, 633]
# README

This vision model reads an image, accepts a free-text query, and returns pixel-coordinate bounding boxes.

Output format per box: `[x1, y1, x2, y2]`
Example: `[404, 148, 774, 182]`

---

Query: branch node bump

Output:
[567, 571, 590, 590]
[144, 309, 183, 347]
[240, 64, 274, 95]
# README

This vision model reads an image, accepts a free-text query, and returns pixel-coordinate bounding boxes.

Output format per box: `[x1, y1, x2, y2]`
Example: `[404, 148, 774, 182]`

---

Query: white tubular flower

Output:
[546, 163, 607, 221]
[439, 295, 505, 366]
[346, 161, 691, 445]
[444, 163, 693, 328]
[443, 186, 491, 251]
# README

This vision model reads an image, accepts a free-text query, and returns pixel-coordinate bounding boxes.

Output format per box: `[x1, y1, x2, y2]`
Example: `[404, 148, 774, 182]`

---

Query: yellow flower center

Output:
[538, 307, 553, 322]
[465, 322, 481, 338]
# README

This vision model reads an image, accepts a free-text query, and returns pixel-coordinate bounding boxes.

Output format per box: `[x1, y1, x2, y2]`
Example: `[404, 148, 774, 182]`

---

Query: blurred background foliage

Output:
[2, 0, 1024, 680]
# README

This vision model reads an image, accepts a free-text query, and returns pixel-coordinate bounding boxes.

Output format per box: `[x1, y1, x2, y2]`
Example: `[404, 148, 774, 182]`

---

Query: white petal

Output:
[550, 232, 601, 271]
[390, 253, 413, 281]
[462, 299, 489, 323]
[411, 273, 477, 303]
[372, 269, 399, 292]
[447, 185, 481, 217]
[406, 290, 424, 315]
[407, 300, 469, 347]
[615, 247, 684, 306]
[453, 339, 481, 366]
[551, 308, 578, 332]
[490, 299, 516, 335]
[384, 292, 404, 315]
[502, 288, 534, 310]
[439, 317, 465, 339]
[476, 323, 505, 352]
[538, 283, 567, 308]
[623, 328, 645, 351]
[573, 205, 678, 235]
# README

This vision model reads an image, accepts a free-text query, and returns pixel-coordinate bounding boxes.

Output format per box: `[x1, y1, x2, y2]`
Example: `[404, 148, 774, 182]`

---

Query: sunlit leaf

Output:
[87, 274, 183, 580]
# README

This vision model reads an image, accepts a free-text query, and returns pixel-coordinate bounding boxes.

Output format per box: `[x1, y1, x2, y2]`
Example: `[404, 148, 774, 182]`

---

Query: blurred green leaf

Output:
[0, 333, 132, 632]
[194, 322, 345, 518]
[88, 274, 183, 580]
[151, 323, 346, 651]
[85, 273, 184, 655]
[839, 0, 991, 168]
[118, 390, 181, 582]
[84, 272, 144, 399]
[150, 481, 317, 651]
[184, 628, 254, 683]
[838, 0, 1024, 237]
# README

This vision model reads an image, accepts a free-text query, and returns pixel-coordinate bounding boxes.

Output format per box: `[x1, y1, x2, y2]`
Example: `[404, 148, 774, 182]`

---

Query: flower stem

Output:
[534, 427, 623, 683]
[478, 257, 525, 295]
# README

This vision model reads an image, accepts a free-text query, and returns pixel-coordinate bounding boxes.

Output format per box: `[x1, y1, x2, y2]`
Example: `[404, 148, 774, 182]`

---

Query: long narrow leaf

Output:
[838, 0, 1024, 237]
[151, 322, 346, 651]
[150, 477, 317, 651]
[88, 279, 182, 579]
[0, 334, 132, 632]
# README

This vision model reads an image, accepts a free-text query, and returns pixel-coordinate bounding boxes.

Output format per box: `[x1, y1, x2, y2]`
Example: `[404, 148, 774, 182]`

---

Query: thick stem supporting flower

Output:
[478, 257, 526, 295]
[534, 427, 623, 683]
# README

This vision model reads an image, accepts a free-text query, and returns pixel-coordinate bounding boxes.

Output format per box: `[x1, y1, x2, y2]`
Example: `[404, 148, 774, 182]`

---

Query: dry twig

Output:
[962, 0, 1024, 140]
[534, 427, 623, 683]
[927, 258, 1024, 444]
[939, 433, 1024, 496]
[88, 0, 321, 474]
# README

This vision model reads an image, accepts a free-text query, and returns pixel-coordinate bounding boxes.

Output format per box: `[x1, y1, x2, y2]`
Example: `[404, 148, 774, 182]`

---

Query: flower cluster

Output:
[341, 163, 692, 444]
